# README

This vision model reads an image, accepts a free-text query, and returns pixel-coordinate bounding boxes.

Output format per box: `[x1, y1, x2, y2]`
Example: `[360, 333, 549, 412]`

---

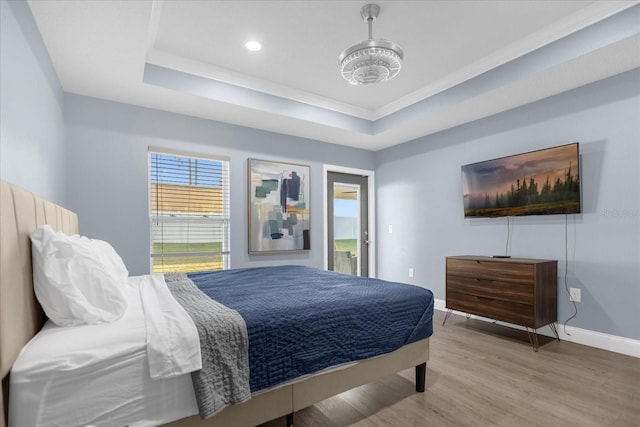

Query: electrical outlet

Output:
[409, 268, 414, 278]
[388, 224, 393, 234]
[569, 287, 581, 303]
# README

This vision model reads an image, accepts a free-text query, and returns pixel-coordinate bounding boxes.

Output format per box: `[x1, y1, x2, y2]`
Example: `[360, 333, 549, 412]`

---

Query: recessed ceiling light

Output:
[245, 41, 262, 52]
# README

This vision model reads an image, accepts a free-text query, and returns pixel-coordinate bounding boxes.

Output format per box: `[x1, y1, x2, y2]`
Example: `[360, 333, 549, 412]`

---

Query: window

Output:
[149, 148, 230, 273]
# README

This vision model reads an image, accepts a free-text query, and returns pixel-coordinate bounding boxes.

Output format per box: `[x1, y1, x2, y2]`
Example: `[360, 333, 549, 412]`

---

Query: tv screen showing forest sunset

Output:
[462, 143, 581, 217]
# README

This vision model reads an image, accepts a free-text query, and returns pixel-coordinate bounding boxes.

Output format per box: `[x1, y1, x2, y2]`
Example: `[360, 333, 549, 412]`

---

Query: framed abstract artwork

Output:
[248, 159, 310, 253]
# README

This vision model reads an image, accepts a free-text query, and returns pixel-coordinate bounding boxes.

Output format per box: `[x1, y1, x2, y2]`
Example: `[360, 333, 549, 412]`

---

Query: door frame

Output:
[323, 164, 376, 277]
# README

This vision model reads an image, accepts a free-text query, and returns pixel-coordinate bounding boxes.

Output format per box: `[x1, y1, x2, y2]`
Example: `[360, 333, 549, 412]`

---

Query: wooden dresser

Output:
[445, 256, 558, 349]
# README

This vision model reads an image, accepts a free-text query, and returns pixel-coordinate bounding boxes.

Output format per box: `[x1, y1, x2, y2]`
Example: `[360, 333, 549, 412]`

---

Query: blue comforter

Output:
[188, 265, 433, 392]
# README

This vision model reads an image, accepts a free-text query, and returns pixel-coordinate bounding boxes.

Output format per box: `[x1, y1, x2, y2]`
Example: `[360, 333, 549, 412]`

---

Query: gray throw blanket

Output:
[164, 273, 251, 419]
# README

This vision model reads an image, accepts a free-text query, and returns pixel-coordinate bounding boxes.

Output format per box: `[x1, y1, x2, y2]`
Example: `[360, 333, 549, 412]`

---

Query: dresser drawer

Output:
[447, 275, 534, 304]
[447, 258, 534, 283]
[446, 291, 535, 327]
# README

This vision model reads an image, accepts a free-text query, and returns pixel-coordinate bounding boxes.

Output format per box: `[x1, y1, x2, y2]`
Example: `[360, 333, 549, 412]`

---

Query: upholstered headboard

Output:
[0, 180, 78, 427]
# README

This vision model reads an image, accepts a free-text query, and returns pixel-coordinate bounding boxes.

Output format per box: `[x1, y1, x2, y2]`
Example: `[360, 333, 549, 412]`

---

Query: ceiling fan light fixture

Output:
[339, 4, 403, 85]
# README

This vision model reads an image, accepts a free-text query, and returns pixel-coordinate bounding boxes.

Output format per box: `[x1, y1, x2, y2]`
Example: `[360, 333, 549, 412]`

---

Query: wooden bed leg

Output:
[415, 362, 426, 392]
[286, 412, 294, 427]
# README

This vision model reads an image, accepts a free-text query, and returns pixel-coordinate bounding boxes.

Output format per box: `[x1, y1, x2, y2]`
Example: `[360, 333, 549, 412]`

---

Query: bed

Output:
[0, 179, 432, 427]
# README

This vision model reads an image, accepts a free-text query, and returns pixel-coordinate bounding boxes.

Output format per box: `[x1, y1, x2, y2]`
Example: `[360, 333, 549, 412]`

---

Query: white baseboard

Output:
[434, 298, 640, 358]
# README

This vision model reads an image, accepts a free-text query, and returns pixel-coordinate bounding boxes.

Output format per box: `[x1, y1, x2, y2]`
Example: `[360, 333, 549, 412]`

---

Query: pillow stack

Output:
[31, 224, 129, 326]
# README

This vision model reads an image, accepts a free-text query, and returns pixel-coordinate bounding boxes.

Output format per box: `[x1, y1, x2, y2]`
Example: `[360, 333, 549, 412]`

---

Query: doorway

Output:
[327, 171, 370, 277]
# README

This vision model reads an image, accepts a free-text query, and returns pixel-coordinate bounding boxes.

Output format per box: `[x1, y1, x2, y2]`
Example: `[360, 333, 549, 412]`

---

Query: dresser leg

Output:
[525, 327, 539, 352]
[442, 309, 453, 326]
[549, 322, 561, 341]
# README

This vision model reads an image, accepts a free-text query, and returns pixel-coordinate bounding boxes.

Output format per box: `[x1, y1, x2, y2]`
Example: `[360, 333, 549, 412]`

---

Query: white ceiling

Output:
[27, 1, 640, 151]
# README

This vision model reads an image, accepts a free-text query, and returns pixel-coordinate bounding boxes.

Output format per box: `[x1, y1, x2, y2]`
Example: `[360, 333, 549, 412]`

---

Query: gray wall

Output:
[375, 69, 640, 340]
[0, 0, 66, 204]
[64, 94, 375, 275]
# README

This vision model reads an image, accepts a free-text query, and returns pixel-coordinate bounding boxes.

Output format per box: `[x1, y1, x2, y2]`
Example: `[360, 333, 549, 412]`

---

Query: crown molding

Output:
[372, 0, 640, 120]
[146, 0, 639, 124]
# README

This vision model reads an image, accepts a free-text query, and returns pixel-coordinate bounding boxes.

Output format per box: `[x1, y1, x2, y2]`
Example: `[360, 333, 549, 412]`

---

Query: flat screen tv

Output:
[462, 143, 581, 218]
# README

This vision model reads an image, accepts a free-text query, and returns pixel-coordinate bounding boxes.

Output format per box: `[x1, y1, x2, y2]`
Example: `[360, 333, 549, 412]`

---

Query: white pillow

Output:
[92, 238, 129, 281]
[30, 225, 129, 326]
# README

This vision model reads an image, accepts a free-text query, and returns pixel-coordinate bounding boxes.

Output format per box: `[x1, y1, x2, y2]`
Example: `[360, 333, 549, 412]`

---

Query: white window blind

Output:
[149, 149, 230, 273]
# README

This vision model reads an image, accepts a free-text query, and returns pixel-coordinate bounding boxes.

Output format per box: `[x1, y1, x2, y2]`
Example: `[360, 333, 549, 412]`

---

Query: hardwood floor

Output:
[259, 310, 640, 427]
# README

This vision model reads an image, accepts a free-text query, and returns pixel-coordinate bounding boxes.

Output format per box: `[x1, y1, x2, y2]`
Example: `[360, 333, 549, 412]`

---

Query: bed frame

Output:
[0, 179, 429, 427]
